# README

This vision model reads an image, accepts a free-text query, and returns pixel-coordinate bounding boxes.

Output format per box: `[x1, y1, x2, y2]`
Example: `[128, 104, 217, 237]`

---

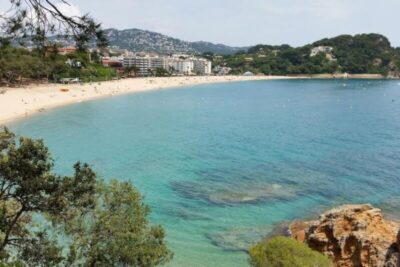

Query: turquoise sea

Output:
[9, 79, 400, 266]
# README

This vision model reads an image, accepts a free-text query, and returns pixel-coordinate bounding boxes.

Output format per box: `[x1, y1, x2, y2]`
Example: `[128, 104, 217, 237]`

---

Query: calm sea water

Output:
[9, 80, 400, 266]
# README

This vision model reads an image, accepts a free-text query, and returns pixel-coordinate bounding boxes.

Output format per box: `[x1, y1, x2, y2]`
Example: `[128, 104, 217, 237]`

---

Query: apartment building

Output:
[123, 55, 167, 76]
[167, 59, 194, 75]
[193, 59, 212, 75]
[122, 54, 212, 76]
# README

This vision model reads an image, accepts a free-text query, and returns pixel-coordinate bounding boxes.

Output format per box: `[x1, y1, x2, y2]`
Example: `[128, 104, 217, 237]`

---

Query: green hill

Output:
[214, 34, 400, 76]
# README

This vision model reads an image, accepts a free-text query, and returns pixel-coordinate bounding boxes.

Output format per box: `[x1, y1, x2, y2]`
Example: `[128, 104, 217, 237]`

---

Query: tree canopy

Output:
[65, 180, 172, 267]
[0, 44, 117, 85]
[0, 128, 172, 266]
[0, 0, 106, 49]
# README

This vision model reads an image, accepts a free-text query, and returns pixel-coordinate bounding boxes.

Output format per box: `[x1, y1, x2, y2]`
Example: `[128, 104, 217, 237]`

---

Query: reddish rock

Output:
[290, 204, 400, 267]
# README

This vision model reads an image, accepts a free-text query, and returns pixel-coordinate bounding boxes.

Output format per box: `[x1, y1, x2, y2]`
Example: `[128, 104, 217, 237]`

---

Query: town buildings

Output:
[64, 45, 213, 77]
[121, 54, 212, 76]
[102, 56, 124, 68]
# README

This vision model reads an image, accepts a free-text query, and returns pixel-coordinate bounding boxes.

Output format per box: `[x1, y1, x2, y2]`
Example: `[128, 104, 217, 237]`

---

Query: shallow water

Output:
[10, 79, 400, 266]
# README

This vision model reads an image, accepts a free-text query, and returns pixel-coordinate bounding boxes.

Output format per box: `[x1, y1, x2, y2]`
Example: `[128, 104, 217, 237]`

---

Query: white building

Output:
[123, 55, 167, 76]
[167, 59, 194, 75]
[123, 54, 212, 76]
[193, 59, 212, 75]
[310, 46, 333, 57]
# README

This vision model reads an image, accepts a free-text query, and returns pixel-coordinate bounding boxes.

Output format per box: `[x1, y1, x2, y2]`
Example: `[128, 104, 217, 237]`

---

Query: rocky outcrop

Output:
[289, 204, 400, 267]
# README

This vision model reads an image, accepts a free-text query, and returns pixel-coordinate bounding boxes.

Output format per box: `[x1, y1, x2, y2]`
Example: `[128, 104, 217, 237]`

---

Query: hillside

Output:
[215, 34, 400, 76]
[104, 28, 244, 55]
[15, 28, 245, 55]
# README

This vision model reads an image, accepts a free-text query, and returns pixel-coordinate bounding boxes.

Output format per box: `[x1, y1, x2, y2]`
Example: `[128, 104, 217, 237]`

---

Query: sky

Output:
[1, 0, 400, 47]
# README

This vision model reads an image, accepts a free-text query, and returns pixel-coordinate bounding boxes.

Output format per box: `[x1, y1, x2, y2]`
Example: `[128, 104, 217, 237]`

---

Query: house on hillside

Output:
[310, 46, 333, 57]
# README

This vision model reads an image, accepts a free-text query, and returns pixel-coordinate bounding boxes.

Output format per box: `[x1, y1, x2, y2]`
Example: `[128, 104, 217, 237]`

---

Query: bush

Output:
[249, 236, 331, 267]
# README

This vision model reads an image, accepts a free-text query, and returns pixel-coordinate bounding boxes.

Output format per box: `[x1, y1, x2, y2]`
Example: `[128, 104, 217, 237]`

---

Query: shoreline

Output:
[289, 73, 393, 79]
[1, 74, 397, 126]
[0, 75, 292, 126]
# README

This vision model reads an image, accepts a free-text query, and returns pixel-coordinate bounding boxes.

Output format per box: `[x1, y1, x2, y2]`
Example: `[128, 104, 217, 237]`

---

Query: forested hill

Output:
[103, 28, 244, 55]
[26, 28, 245, 55]
[215, 34, 400, 76]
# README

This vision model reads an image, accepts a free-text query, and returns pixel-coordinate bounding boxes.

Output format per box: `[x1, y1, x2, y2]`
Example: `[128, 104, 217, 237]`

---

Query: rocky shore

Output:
[289, 204, 400, 267]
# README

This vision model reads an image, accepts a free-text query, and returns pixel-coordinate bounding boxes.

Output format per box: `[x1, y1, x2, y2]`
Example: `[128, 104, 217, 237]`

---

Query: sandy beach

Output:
[0, 75, 291, 125]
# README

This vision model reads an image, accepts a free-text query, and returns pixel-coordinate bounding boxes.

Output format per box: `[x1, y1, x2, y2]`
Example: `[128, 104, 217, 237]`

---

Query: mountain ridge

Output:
[103, 28, 246, 55]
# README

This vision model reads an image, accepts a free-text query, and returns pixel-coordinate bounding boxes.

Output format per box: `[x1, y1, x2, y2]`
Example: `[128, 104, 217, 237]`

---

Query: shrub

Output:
[249, 236, 331, 267]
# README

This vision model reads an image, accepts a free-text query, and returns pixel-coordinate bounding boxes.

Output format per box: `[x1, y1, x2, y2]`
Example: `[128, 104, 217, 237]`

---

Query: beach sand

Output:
[0, 75, 290, 125]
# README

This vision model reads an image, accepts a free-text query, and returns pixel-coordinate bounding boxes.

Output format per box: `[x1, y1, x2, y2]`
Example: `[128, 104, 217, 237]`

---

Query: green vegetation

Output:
[155, 67, 171, 77]
[0, 44, 117, 85]
[0, 128, 172, 266]
[214, 34, 400, 76]
[0, 0, 112, 85]
[65, 180, 172, 266]
[249, 236, 331, 267]
[314, 34, 398, 74]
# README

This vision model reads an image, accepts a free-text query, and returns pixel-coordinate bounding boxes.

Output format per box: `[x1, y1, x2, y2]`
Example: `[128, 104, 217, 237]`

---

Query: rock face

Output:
[289, 204, 400, 267]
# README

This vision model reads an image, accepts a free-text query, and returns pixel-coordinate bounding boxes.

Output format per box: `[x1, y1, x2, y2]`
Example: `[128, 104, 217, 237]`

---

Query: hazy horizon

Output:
[1, 0, 399, 47]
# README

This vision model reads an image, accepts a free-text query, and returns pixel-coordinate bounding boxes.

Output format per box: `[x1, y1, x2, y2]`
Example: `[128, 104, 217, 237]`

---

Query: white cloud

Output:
[56, 3, 82, 18]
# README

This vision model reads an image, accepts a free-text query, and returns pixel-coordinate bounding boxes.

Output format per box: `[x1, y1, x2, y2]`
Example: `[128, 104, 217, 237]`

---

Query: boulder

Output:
[289, 204, 400, 267]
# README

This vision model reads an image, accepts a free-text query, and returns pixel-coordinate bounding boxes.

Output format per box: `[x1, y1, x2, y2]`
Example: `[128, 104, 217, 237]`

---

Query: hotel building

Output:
[123, 55, 167, 76]
[122, 54, 212, 76]
[193, 59, 212, 75]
